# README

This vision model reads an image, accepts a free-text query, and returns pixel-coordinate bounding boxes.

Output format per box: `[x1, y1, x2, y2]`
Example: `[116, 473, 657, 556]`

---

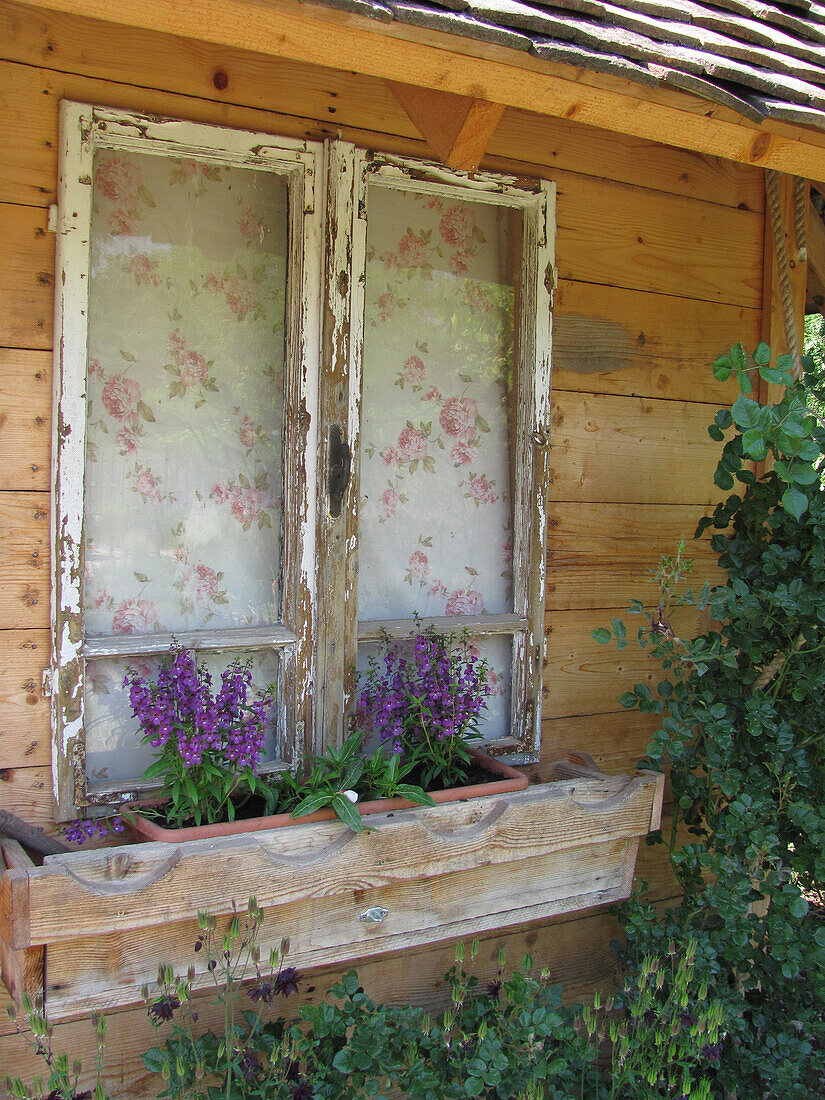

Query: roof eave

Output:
[15, 0, 825, 185]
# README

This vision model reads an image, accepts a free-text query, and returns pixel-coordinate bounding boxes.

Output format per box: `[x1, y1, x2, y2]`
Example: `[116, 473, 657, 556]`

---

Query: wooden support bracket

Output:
[387, 81, 505, 171]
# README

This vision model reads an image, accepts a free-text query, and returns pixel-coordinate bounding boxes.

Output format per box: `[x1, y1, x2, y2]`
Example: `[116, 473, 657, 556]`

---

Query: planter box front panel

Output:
[3, 766, 664, 1018]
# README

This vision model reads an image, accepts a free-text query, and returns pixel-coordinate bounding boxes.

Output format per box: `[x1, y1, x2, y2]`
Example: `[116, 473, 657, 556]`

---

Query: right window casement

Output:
[318, 149, 555, 762]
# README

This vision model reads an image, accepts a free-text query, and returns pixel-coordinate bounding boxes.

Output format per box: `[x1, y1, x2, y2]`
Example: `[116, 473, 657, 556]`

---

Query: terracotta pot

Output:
[128, 746, 528, 842]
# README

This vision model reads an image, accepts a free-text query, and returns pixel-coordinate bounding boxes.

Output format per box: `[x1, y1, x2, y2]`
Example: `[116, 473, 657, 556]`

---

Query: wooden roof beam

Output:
[387, 82, 505, 170]
[11, 0, 825, 182]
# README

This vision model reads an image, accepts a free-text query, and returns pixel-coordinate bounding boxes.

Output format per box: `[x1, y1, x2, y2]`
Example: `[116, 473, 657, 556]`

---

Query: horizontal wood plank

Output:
[0, 203, 54, 350]
[553, 280, 761, 402]
[0, 8, 764, 210]
[548, 392, 728, 505]
[540, 710, 663, 778]
[0, 493, 50, 630]
[0, 350, 52, 491]
[554, 173, 763, 308]
[44, 838, 636, 1013]
[28, 774, 661, 946]
[543, 605, 710, 719]
[546, 501, 725, 612]
[0, 630, 51, 769]
[0, 766, 53, 833]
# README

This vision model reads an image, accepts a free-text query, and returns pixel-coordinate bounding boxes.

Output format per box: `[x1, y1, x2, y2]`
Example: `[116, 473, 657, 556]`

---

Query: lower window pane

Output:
[84, 648, 279, 786]
[355, 633, 511, 746]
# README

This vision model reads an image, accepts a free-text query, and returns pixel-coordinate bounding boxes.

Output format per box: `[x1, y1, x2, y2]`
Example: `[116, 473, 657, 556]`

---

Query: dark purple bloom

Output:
[290, 1077, 314, 1100]
[486, 979, 502, 999]
[147, 994, 180, 1022]
[273, 966, 302, 997]
[237, 1048, 260, 1082]
[702, 1040, 724, 1061]
[247, 980, 273, 1004]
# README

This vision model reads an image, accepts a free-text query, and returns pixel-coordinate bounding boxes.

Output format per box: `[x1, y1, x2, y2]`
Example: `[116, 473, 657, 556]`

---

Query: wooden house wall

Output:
[0, 0, 766, 1090]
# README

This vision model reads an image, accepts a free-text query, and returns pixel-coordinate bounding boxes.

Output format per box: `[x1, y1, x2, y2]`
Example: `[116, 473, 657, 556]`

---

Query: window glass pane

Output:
[358, 186, 518, 621]
[84, 150, 288, 639]
[356, 634, 511, 744]
[85, 649, 279, 786]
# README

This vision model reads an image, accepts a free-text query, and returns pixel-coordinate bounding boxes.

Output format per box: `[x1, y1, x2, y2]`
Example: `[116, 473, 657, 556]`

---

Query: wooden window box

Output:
[0, 755, 663, 1020]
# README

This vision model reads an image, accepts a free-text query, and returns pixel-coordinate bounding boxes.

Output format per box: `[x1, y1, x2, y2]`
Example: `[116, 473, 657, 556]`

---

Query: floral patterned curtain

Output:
[358, 186, 519, 739]
[83, 150, 287, 783]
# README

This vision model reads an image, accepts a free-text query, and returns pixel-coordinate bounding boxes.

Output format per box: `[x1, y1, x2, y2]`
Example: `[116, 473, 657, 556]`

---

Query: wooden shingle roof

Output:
[302, 0, 825, 133]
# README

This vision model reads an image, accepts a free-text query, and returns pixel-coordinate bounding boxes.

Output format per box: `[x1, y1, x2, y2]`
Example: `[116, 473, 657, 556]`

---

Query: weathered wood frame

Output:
[316, 148, 555, 760]
[50, 103, 325, 819]
[0, 755, 663, 1018]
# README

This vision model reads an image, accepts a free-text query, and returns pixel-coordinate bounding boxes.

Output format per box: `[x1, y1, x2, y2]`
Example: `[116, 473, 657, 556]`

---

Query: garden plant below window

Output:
[594, 341, 825, 1097]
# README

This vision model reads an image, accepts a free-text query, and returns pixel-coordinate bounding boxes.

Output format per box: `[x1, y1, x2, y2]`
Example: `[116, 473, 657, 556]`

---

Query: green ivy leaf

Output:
[591, 628, 612, 644]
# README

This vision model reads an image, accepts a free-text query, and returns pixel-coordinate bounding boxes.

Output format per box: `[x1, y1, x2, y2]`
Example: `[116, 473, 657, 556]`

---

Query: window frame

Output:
[316, 145, 555, 761]
[51, 109, 555, 821]
[50, 102, 324, 820]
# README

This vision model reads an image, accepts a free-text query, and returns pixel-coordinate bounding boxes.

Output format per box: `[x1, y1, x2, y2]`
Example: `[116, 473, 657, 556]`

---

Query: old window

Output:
[317, 149, 554, 761]
[51, 104, 323, 818]
[51, 108, 554, 819]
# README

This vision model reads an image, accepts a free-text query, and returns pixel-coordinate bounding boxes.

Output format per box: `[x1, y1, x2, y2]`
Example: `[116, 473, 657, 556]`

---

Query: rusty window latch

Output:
[328, 424, 351, 518]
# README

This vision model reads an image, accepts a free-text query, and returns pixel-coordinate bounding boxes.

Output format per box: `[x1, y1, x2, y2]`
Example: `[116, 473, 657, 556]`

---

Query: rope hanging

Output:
[793, 174, 808, 266]
[765, 168, 802, 380]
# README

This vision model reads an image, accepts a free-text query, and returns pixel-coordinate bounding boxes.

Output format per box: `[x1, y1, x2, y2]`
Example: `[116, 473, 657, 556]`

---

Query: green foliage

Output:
[597, 343, 825, 1096]
[583, 940, 724, 1100]
[4, 996, 108, 1100]
[261, 731, 435, 833]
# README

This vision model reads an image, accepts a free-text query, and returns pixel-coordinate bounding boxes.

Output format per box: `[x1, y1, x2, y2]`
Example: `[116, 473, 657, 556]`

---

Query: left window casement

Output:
[51, 103, 323, 819]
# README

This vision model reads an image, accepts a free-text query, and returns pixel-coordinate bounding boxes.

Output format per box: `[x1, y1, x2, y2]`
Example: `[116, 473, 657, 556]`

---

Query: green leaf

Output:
[611, 617, 627, 650]
[731, 343, 747, 372]
[731, 394, 758, 429]
[714, 467, 735, 491]
[590, 628, 612, 644]
[788, 895, 809, 919]
[331, 793, 364, 833]
[741, 429, 767, 460]
[708, 424, 725, 441]
[737, 369, 753, 395]
[781, 487, 808, 520]
[759, 364, 794, 385]
[292, 791, 334, 817]
[619, 692, 637, 709]
[788, 463, 820, 486]
[753, 341, 771, 366]
[141, 1047, 166, 1071]
[395, 784, 436, 806]
[712, 356, 732, 381]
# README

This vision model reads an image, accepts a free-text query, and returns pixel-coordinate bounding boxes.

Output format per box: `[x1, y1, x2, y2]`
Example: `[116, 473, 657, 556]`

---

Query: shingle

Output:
[299, 0, 825, 134]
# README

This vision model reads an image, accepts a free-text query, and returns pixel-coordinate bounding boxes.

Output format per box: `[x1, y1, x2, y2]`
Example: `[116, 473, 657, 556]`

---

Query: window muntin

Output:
[52, 105, 322, 818]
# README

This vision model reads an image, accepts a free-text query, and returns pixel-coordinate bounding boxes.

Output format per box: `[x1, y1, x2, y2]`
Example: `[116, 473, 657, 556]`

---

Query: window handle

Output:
[328, 424, 351, 518]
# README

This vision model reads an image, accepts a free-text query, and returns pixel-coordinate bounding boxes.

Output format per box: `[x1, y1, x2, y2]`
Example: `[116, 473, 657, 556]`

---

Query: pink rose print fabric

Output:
[83, 149, 288, 780]
[358, 187, 518, 739]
